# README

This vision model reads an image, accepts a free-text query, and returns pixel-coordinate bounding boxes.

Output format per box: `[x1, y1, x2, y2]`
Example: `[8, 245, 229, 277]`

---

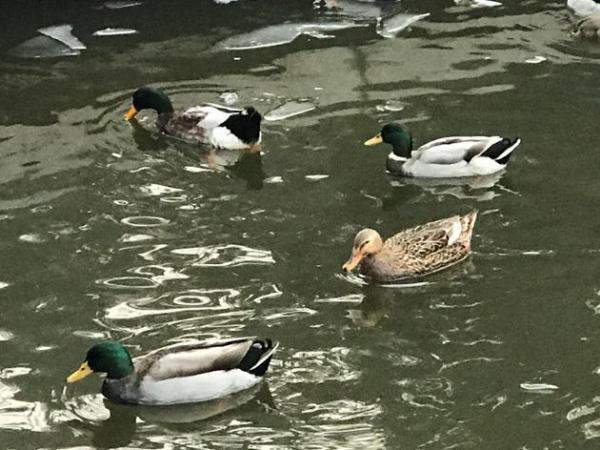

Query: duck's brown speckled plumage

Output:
[350, 212, 477, 282]
[158, 109, 211, 143]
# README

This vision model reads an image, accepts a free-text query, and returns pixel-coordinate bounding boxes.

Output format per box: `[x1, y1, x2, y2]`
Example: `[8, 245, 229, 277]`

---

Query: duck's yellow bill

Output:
[342, 252, 363, 272]
[124, 106, 138, 121]
[67, 361, 93, 383]
[364, 134, 383, 146]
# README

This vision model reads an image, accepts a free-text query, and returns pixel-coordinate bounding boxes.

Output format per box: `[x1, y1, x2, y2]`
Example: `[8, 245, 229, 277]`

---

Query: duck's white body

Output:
[138, 369, 261, 405]
[387, 136, 521, 178]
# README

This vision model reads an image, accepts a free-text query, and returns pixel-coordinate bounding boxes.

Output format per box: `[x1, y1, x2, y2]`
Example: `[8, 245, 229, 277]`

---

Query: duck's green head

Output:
[67, 341, 134, 383]
[364, 123, 413, 157]
[125, 86, 174, 121]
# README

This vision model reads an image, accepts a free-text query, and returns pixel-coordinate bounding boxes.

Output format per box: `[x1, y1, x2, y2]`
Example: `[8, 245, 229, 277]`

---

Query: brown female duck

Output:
[342, 211, 478, 282]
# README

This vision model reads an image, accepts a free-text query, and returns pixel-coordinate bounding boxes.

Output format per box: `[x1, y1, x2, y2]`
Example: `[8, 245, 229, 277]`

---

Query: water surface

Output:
[1, 0, 600, 448]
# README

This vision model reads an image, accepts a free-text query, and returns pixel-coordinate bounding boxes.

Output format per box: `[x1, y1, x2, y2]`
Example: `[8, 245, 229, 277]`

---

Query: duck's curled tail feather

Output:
[481, 137, 521, 165]
[238, 339, 279, 376]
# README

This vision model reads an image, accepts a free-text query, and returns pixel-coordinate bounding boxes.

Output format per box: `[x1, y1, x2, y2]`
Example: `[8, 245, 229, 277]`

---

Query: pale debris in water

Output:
[455, 0, 502, 7]
[219, 92, 239, 105]
[18, 234, 46, 244]
[305, 174, 330, 181]
[520, 383, 559, 392]
[140, 183, 183, 196]
[184, 165, 213, 173]
[9, 36, 80, 58]
[568, 0, 600, 16]
[38, 25, 86, 50]
[525, 56, 547, 64]
[103, 1, 142, 9]
[0, 282, 9, 289]
[93, 28, 139, 36]
[119, 233, 154, 243]
[378, 13, 430, 38]
[265, 101, 316, 121]
[215, 21, 367, 50]
[566, 404, 597, 421]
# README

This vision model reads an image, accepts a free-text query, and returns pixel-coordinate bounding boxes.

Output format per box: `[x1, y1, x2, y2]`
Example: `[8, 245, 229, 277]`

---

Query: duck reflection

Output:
[128, 118, 170, 152]
[90, 383, 272, 447]
[348, 283, 431, 328]
[128, 118, 266, 189]
[381, 171, 515, 211]
[226, 151, 266, 190]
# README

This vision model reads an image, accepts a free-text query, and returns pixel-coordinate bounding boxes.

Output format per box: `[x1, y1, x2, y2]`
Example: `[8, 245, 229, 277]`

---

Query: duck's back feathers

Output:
[360, 212, 477, 281]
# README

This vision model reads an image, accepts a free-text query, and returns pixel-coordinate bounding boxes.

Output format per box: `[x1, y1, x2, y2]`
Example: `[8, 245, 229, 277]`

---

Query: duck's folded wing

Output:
[180, 105, 235, 129]
[415, 137, 499, 165]
[386, 216, 463, 256]
[136, 337, 258, 381]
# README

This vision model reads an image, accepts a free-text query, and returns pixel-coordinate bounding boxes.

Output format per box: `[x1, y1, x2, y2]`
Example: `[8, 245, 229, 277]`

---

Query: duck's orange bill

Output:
[364, 134, 383, 146]
[124, 106, 138, 121]
[342, 252, 363, 272]
[67, 361, 93, 383]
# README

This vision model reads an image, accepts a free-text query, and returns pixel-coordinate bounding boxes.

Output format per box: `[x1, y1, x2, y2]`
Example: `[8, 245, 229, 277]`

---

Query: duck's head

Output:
[342, 228, 384, 272]
[67, 341, 134, 383]
[364, 122, 413, 158]
[220, 106, 262, 146]
[125, 86, 174, 120]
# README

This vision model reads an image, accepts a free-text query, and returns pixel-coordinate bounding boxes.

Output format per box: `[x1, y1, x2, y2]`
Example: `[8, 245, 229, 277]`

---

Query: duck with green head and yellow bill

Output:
[67, 337, 278, 405]
[342, 211, 478, 282]
[125, 86, 262, 151]
[364, 123, 520, 178]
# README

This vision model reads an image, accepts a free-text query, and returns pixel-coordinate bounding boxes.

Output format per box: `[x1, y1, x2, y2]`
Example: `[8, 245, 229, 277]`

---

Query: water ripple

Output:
[171, 244, 275, 267]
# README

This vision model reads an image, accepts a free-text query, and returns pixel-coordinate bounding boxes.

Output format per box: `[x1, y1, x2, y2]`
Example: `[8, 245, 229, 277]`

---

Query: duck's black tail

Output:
[481, 137, 521, 165]
[237, 339, 279, 376]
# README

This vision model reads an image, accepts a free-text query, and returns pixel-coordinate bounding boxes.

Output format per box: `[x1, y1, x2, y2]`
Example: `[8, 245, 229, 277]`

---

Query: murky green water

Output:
[1, 0, 600, 448]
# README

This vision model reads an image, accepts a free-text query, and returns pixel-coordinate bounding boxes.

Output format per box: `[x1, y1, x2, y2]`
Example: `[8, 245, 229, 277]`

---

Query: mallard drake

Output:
[67, 337, 278, 405]
[573, 13, 600, 38]
[364, 123, 520, 178]
[125, 86, 262, 150]
[342, 211, 478, 282]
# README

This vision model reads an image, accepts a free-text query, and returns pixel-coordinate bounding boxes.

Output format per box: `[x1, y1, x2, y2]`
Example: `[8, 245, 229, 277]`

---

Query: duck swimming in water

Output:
[364, 123, 520, 178]
[125, 86, 262, 151]
[342, 211, 478, 282]
[67, 337, 278, 405]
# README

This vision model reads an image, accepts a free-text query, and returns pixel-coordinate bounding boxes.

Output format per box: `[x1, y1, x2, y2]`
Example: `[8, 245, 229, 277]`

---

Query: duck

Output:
[342, 211, 478, 282]
[67, 337, 278, 405]
[125, 86, 262, 151]
[573, 13, 600, 38]
[364, 123, 520, 178]
[568, 0, 600, 17]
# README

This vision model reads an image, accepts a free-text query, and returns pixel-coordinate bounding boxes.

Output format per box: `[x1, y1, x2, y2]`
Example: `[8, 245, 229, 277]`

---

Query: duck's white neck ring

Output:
[388, 152, 408, 162]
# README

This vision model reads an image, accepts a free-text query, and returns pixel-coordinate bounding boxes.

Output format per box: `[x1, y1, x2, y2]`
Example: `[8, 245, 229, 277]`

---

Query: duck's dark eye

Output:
[359, 241, 370, 250]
